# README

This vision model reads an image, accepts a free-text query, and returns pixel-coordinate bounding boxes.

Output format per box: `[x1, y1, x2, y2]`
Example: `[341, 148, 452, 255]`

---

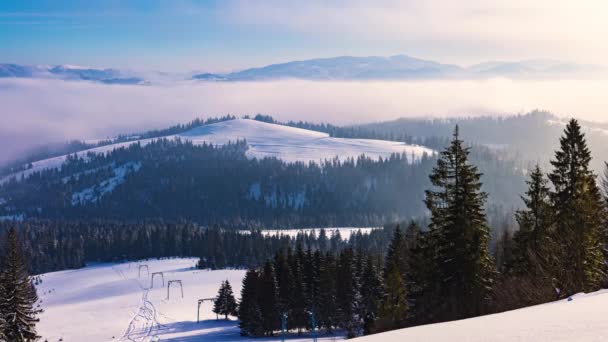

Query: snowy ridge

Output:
[2, 119, 435, 183]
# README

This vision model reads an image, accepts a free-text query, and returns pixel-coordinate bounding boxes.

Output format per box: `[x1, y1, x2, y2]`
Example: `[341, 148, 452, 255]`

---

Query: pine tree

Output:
[511, 165, 555, 278]
[424, 126, 496, 320]
[317, 252, 337, 333]
[549, 119, 606, 295]
[0, 227, 40, 342]
[213, 280, 237, 319]
[259, 261, 279, 335]
[288, 245, 308, 333]
[376, 226, 408, 331]
[238, 269, 263, 337]
[273, 249, 290, 315]
[336, 248, 362, 338]
[360, 255, 381, 335]
[407, 229, 436, 324]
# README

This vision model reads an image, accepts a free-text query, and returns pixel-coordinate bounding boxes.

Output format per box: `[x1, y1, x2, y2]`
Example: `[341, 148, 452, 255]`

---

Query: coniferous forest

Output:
[232, 120, 608, 338]
[1, 118, 608, 340]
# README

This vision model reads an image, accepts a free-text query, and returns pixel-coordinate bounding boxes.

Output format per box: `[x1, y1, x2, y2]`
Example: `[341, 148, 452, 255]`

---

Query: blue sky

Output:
[1, 0, 607, 71]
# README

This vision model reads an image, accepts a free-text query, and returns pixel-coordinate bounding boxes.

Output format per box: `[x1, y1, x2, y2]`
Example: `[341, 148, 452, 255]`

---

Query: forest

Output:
[1, 118, 607, 340]
[229, 119, 608, 338]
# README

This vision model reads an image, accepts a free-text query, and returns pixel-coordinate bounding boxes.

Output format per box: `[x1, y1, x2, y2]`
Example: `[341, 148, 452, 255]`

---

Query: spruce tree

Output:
[288, 245, 308, 333]
[317, 252, 337, 333]
[238, 269, 263, 337]
[376, 226, 408, 331]
[0, 227, 40, 342]
[213, 280, 237, 319]
[424, 125, 496, 320]
[549, 119, 606, 295]
[273, 249, 290, 315]
[259, 261, 279, 335]
[335, 248, 362, 338]
[360, 255, 381, 335]
[511, 165, 555, 278]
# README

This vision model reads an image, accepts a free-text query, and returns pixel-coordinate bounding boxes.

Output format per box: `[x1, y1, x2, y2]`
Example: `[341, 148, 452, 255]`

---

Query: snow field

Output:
[36, 258, 344, 341]
[355, 290, 608, 342]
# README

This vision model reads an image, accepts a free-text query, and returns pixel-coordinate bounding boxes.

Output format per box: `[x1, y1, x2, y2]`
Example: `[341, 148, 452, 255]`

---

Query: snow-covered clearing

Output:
[356, 290, 608, 342]
[37, 258, 343, 342]
[2, 119, 434, 183]
[240, 227, 380, 240]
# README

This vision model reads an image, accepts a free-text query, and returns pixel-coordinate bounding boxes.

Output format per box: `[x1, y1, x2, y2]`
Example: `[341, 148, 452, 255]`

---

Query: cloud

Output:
[222, 0, 608, 65]
[1, 77, 608, 165]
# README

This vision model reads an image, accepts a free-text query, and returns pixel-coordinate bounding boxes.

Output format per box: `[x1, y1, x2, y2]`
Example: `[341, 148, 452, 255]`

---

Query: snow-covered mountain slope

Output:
[356, 291, 608, 342]
[2, 119, 434, 183]
[36, 258, 338, 341]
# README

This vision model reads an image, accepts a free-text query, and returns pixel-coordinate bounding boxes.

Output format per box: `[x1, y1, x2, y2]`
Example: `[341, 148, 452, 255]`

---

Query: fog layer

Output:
[1, 77, 607, 165]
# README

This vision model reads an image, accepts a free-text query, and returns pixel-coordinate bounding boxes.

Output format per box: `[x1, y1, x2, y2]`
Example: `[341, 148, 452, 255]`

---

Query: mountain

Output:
[192, 55, 604, 81]
[0, 119, 453, 226]
[351, 111, 608, 173]
[467, 59, 603, 78]
[1, 118, 434, 184]
[0, 63, 149, 85]
[194, 55, 464, 81]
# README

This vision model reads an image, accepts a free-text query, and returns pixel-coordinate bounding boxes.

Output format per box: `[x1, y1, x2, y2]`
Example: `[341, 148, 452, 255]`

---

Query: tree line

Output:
[234, 119, 608, 338]
[1, 124, 526, 229]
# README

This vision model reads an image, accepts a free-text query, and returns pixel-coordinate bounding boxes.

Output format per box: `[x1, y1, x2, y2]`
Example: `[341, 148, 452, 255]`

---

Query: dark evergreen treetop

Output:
[548, 119, 606, 294]
[424, 125, 496, 320]
[0, 228, 41, 342]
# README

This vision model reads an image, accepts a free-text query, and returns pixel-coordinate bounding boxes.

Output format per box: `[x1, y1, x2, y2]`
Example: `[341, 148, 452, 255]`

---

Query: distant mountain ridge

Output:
[193, 55, 605, 81]
[2, 54, 603, 85]
[0, 63, 149, 85]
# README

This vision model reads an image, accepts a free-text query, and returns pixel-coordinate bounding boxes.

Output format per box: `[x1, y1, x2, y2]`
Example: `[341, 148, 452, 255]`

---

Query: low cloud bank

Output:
[1, 77, 607, 165]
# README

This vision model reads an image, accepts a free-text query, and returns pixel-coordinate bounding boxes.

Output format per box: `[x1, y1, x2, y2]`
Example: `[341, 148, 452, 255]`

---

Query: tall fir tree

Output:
[511, 165, 555, 278]
[317, 252, 337, 333]
[288, 245, 307, 333]
[0, 227, 40, 342]
[335, 248, 362, 338]
[376, 225, 409, 331]
[238, 269, 263, 337]
[424, 125, 496, 320]
[259, 261, 279, 335]
[548, 119, 606, 295]
[360, 254, 382, 335]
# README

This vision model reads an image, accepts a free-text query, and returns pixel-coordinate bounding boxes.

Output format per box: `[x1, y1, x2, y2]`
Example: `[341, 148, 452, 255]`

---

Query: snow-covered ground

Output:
[36, 257, 608, 341]
[2, 119, 434, 183]
[356, 291, 608, 342]
[37, 258, 343, 342]
[240, 227, 380, 240]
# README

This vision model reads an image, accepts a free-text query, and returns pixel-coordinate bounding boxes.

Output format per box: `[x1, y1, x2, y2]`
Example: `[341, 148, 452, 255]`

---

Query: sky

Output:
[2, 0, 608, 72]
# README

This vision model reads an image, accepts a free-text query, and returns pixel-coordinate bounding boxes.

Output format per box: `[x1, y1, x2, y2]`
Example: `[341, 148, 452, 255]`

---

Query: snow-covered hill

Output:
[2, 119, 434, 183]
[356, 292, 608, 342]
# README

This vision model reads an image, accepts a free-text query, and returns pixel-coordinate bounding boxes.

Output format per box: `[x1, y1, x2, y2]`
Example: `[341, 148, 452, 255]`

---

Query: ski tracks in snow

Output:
[113, 264, 164, 342]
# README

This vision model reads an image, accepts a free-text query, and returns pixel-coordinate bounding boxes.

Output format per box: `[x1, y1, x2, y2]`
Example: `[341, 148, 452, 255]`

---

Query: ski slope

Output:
[2, 119, 434, 183]
[36, 258, 342, 342]
[356, 291, 608, 342]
